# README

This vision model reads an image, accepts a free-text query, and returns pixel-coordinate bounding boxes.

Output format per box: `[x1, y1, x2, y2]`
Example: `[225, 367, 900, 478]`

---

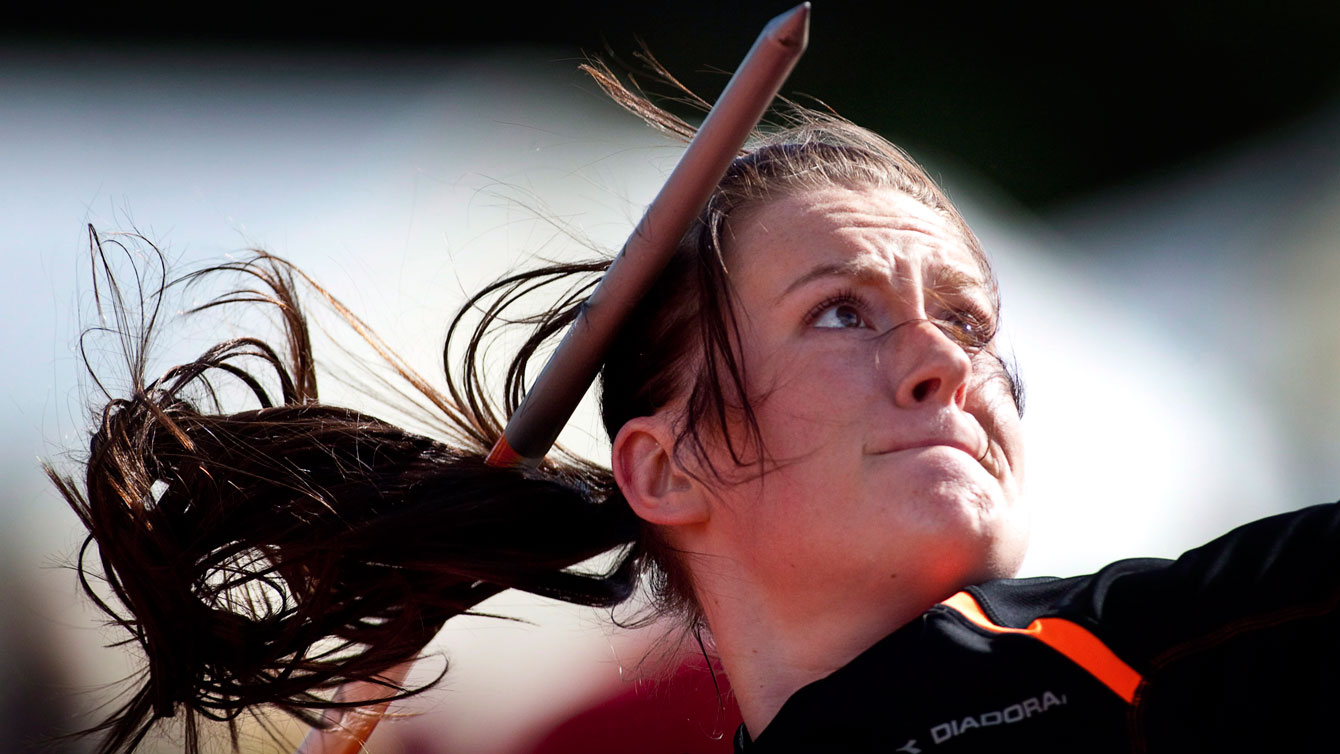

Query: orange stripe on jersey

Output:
[942, 591, 1143, 704]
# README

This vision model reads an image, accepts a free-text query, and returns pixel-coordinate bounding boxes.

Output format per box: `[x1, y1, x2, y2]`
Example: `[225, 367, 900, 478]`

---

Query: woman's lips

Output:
[867, 436, 982, 458]
[864, 414, 1000, 478]
[865, 433, 1002, 479]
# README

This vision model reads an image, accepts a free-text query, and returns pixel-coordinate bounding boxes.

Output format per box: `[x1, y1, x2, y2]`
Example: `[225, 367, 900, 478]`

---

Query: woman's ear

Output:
[612, 416, 709, 526]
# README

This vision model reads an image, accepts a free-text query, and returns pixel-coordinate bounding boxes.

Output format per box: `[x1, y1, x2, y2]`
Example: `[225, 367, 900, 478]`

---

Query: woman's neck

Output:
[698, 576, 937, 737]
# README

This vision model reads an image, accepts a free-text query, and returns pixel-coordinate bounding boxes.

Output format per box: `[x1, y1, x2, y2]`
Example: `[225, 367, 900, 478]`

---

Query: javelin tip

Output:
[766, 3, 811, 50]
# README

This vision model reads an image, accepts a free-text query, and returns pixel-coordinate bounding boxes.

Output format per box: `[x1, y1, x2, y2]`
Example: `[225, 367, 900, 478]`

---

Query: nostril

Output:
[911, 378, 940, 402]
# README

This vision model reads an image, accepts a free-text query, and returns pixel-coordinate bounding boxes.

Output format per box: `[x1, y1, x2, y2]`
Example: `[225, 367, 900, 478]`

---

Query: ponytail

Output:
[49, 233, 641, 753]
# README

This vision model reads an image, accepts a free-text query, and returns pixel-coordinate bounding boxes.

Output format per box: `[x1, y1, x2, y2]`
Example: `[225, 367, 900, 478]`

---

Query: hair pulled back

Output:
[52, 236, 644, 754]
[51, 66, 1001, 754]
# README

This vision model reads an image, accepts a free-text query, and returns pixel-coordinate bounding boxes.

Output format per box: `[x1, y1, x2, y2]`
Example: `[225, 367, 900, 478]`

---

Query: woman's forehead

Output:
[727, 186, 987, 292]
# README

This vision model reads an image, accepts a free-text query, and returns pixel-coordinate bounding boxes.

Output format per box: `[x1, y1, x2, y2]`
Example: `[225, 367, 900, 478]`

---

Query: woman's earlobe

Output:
[612, 417, 708, 526]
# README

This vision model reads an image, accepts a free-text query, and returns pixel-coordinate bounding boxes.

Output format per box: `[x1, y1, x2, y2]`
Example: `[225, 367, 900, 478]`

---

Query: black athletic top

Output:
[736, 502, 1340, 753]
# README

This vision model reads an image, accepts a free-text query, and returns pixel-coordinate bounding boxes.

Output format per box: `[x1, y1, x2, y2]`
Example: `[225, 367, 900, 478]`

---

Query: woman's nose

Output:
[882, 319, 973, 409]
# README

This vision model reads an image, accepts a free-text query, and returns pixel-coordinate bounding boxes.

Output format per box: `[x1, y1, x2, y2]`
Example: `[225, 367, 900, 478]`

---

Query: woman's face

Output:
[695, 185, 1027, 612]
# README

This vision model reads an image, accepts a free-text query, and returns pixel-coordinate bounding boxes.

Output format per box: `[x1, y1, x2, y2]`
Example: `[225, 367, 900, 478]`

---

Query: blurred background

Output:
[4, 2, 1339, 752]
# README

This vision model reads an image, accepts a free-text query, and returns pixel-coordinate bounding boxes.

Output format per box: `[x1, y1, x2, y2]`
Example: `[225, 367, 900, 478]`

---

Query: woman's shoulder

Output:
[744, 502, 1340, 753]
[740, 585, 1133, 753]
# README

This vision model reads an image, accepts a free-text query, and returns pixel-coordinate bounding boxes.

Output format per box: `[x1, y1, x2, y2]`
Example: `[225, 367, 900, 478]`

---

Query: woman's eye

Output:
[811, 302, 868, 329]
[949, 313, 976, 337]
[936, 309, 992, 348]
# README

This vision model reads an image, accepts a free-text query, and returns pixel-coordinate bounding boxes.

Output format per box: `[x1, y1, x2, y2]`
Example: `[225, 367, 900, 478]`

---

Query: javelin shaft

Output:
[293, 663, 410, 754]
[487, 2, 810, 467]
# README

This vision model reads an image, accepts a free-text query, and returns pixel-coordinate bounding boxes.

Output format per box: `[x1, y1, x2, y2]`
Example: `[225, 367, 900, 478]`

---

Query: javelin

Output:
[296, 4, 809, 752]
[486, 1, 811, 467]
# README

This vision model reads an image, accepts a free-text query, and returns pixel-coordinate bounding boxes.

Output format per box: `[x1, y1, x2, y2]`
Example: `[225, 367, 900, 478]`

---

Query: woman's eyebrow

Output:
[926, 266, 989, 295]
[777, 258, 888, 302]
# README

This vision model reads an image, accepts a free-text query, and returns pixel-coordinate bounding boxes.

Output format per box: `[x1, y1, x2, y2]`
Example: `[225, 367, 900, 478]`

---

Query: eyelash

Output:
[804, 289, 871, 328]
[803, 288, 998, 346]
[934, 301, 996, 350]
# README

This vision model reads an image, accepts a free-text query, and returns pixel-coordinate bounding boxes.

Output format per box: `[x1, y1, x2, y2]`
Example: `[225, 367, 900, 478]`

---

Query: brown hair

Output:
[50, 70, 1019, 754]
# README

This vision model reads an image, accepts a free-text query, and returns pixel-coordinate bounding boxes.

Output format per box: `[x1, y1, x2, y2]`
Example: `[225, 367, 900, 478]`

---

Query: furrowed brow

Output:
[778, 259, 888, 302]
